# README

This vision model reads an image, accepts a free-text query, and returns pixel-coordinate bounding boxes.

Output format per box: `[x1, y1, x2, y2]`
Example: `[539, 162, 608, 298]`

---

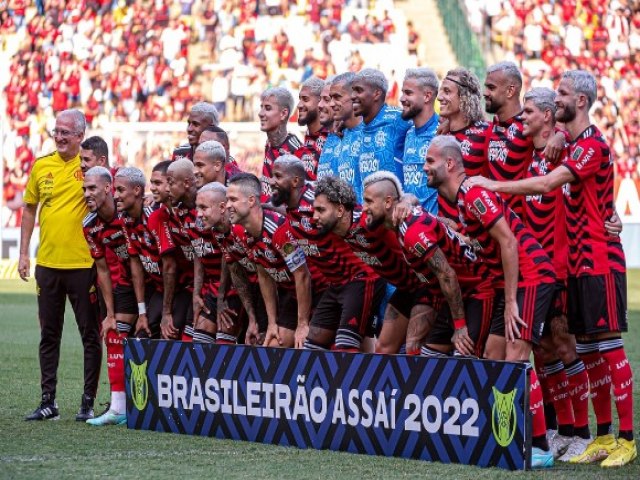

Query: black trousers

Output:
[35, 265, 102, 398]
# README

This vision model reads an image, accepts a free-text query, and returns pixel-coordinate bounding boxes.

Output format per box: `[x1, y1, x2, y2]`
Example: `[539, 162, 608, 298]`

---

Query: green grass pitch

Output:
[1, 274, 639, 479]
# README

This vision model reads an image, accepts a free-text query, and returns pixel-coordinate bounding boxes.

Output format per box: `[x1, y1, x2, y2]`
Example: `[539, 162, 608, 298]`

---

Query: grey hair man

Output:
[21, 109, 102, 423]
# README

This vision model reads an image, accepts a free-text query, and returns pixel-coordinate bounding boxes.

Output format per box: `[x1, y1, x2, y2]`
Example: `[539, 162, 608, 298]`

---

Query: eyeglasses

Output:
[51, 129, 80, 138]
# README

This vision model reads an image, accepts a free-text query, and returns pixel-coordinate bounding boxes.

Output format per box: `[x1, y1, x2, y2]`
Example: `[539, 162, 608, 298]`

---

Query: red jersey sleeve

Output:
[401, 220, 438, 261]
[149, 207, 175, 256]
[83, 224, 105, 260]
[564, 139, 604, 183]
[465, 187, 504, 230]
[272, 221, 307, 272]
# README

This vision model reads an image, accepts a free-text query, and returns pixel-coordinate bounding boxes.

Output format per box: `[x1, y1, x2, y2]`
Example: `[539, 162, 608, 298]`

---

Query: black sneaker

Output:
[75, 394, 95, 421]
[25, 393, 60, 421]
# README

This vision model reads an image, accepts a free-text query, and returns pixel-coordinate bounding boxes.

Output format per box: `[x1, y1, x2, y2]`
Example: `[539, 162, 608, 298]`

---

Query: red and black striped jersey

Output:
[286, 184, 377, 287]
[151, 204, 195, 290]
[457, 179, 556, 287]
[487, 114, 533, 217]
[398, 207, 494, 298]
[238, 210, 307, 289]
[563, 125, 625, 276]
[123, 204, 163, 292]
[438, 195, 464, 230]
[217, 224, 258, 283]
[82, 209, 131, 288]
[449, 120, 491, 177]
[186, 219, 226, 296]
[523, 148, 569, 280]
[261, 133, 312, 202]
[303, 127, 330, 181]
[343, 208, 424, 291]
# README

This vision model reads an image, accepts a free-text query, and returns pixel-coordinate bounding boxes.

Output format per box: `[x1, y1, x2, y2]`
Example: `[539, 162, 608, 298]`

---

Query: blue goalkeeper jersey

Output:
[402, 113, 440, 214]
[358, 104, 411, 182]
[316, 133, 341, 180]
[336, 122, 365, 203]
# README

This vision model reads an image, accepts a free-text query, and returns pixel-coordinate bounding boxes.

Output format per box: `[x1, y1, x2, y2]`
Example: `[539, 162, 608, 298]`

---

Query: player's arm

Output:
[130, 255, 150, 336]
[160, 253, 178, 339]
[192, 256, 205, 325]
[256, 264, 280, 347]
[543, 131, 568, 163]
[228, 261, 259, 344]
[18, 203, 37, 281]
[424, 249, 463, 312]
[469, 165, 575, 195]
[95, 256, 116, 338]
[291, 264, 312, 349]
[487, 218, 525, 343]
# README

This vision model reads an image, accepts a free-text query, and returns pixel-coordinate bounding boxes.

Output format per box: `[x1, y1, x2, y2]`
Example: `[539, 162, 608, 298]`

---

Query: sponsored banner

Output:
[125, 340, 531, 470]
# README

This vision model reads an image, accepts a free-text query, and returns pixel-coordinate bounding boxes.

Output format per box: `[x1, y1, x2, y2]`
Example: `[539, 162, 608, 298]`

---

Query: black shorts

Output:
[276, 287, 299, 331]
[542, 281, 568, 336]
[171, 288, 194, 331]
[388, 286, 433, 319]
[141, 287, 163, 338]
[114, 284, 137, 315]
[568, 272, 627, 335]
[250, 281, 269, 334]
[311, 277, 385, 337]
[426, 295, 495, 355]
[200, 291, 243, 324]
[490, 283, 555, 345]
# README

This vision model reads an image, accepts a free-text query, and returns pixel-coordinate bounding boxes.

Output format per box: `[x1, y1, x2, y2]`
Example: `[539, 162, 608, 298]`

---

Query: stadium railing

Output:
[435, 0, 486, 79]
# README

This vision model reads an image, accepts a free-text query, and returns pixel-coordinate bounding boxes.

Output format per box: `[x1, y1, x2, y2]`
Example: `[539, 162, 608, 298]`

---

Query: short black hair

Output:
[202, 125, 229, 144]
[153, 160, 172, 174]
[80, 136, 109, 160]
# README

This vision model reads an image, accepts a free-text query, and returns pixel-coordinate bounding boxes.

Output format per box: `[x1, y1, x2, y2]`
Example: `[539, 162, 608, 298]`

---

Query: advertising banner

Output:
[125, 340, 531, 470]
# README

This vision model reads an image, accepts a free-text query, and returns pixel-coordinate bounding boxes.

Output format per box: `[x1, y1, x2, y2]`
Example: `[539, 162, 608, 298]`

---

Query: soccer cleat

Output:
[86, 409, 126, 426]
[549, 433, 573, 459]
[25, 394, 60, 421]
[568, 434, 617, 464]
[531, 447, 554, 468]
[558, 436, 591, 462]
[601, 439, 637, 468]
[75, 394, 95, 421]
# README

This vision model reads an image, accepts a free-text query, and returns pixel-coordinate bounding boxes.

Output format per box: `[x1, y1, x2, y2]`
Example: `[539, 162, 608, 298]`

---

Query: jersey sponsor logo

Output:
[488, 140, 508, 164]
[354, 251, 382, 266]
[360, 153, 378, 174]
[130, 360, 149, 411]
[575, 147, 595, 170]
[403, 164, 423, 186]
[491, 387, 517, 447]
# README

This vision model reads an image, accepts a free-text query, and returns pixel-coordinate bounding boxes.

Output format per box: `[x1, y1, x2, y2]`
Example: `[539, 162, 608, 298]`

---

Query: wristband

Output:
[453, 317, 466, 330]
[138, 302, 146, 315]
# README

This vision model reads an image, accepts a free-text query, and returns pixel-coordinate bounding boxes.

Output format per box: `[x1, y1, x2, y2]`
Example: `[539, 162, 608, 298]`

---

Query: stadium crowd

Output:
[1, 0, 409, 226]
[18, 54, 636, 470]
[465, 0, 640, 175]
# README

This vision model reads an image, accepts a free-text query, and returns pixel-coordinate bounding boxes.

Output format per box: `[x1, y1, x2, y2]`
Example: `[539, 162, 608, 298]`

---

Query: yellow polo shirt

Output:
[23, 151, 93, 269]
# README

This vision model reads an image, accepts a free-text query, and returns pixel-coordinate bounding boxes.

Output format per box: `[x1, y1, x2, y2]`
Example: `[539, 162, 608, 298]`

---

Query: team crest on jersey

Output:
[351, 140, 361, 155]
[419, 143, 429, 158]
[473, 198, 487, 215]
[375, 130, 387, 147]
[460, 139, 471, 157]
[507, 123, 518, 141]
[355, 234, 369, 247]
[571, 146, 584, 161]
[315, 136, 325, 151]
[301, 216, 312, 231]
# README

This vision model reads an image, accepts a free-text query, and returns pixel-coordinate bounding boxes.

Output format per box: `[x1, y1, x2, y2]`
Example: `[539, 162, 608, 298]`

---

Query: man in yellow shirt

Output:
[19, 109, 102, 422]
